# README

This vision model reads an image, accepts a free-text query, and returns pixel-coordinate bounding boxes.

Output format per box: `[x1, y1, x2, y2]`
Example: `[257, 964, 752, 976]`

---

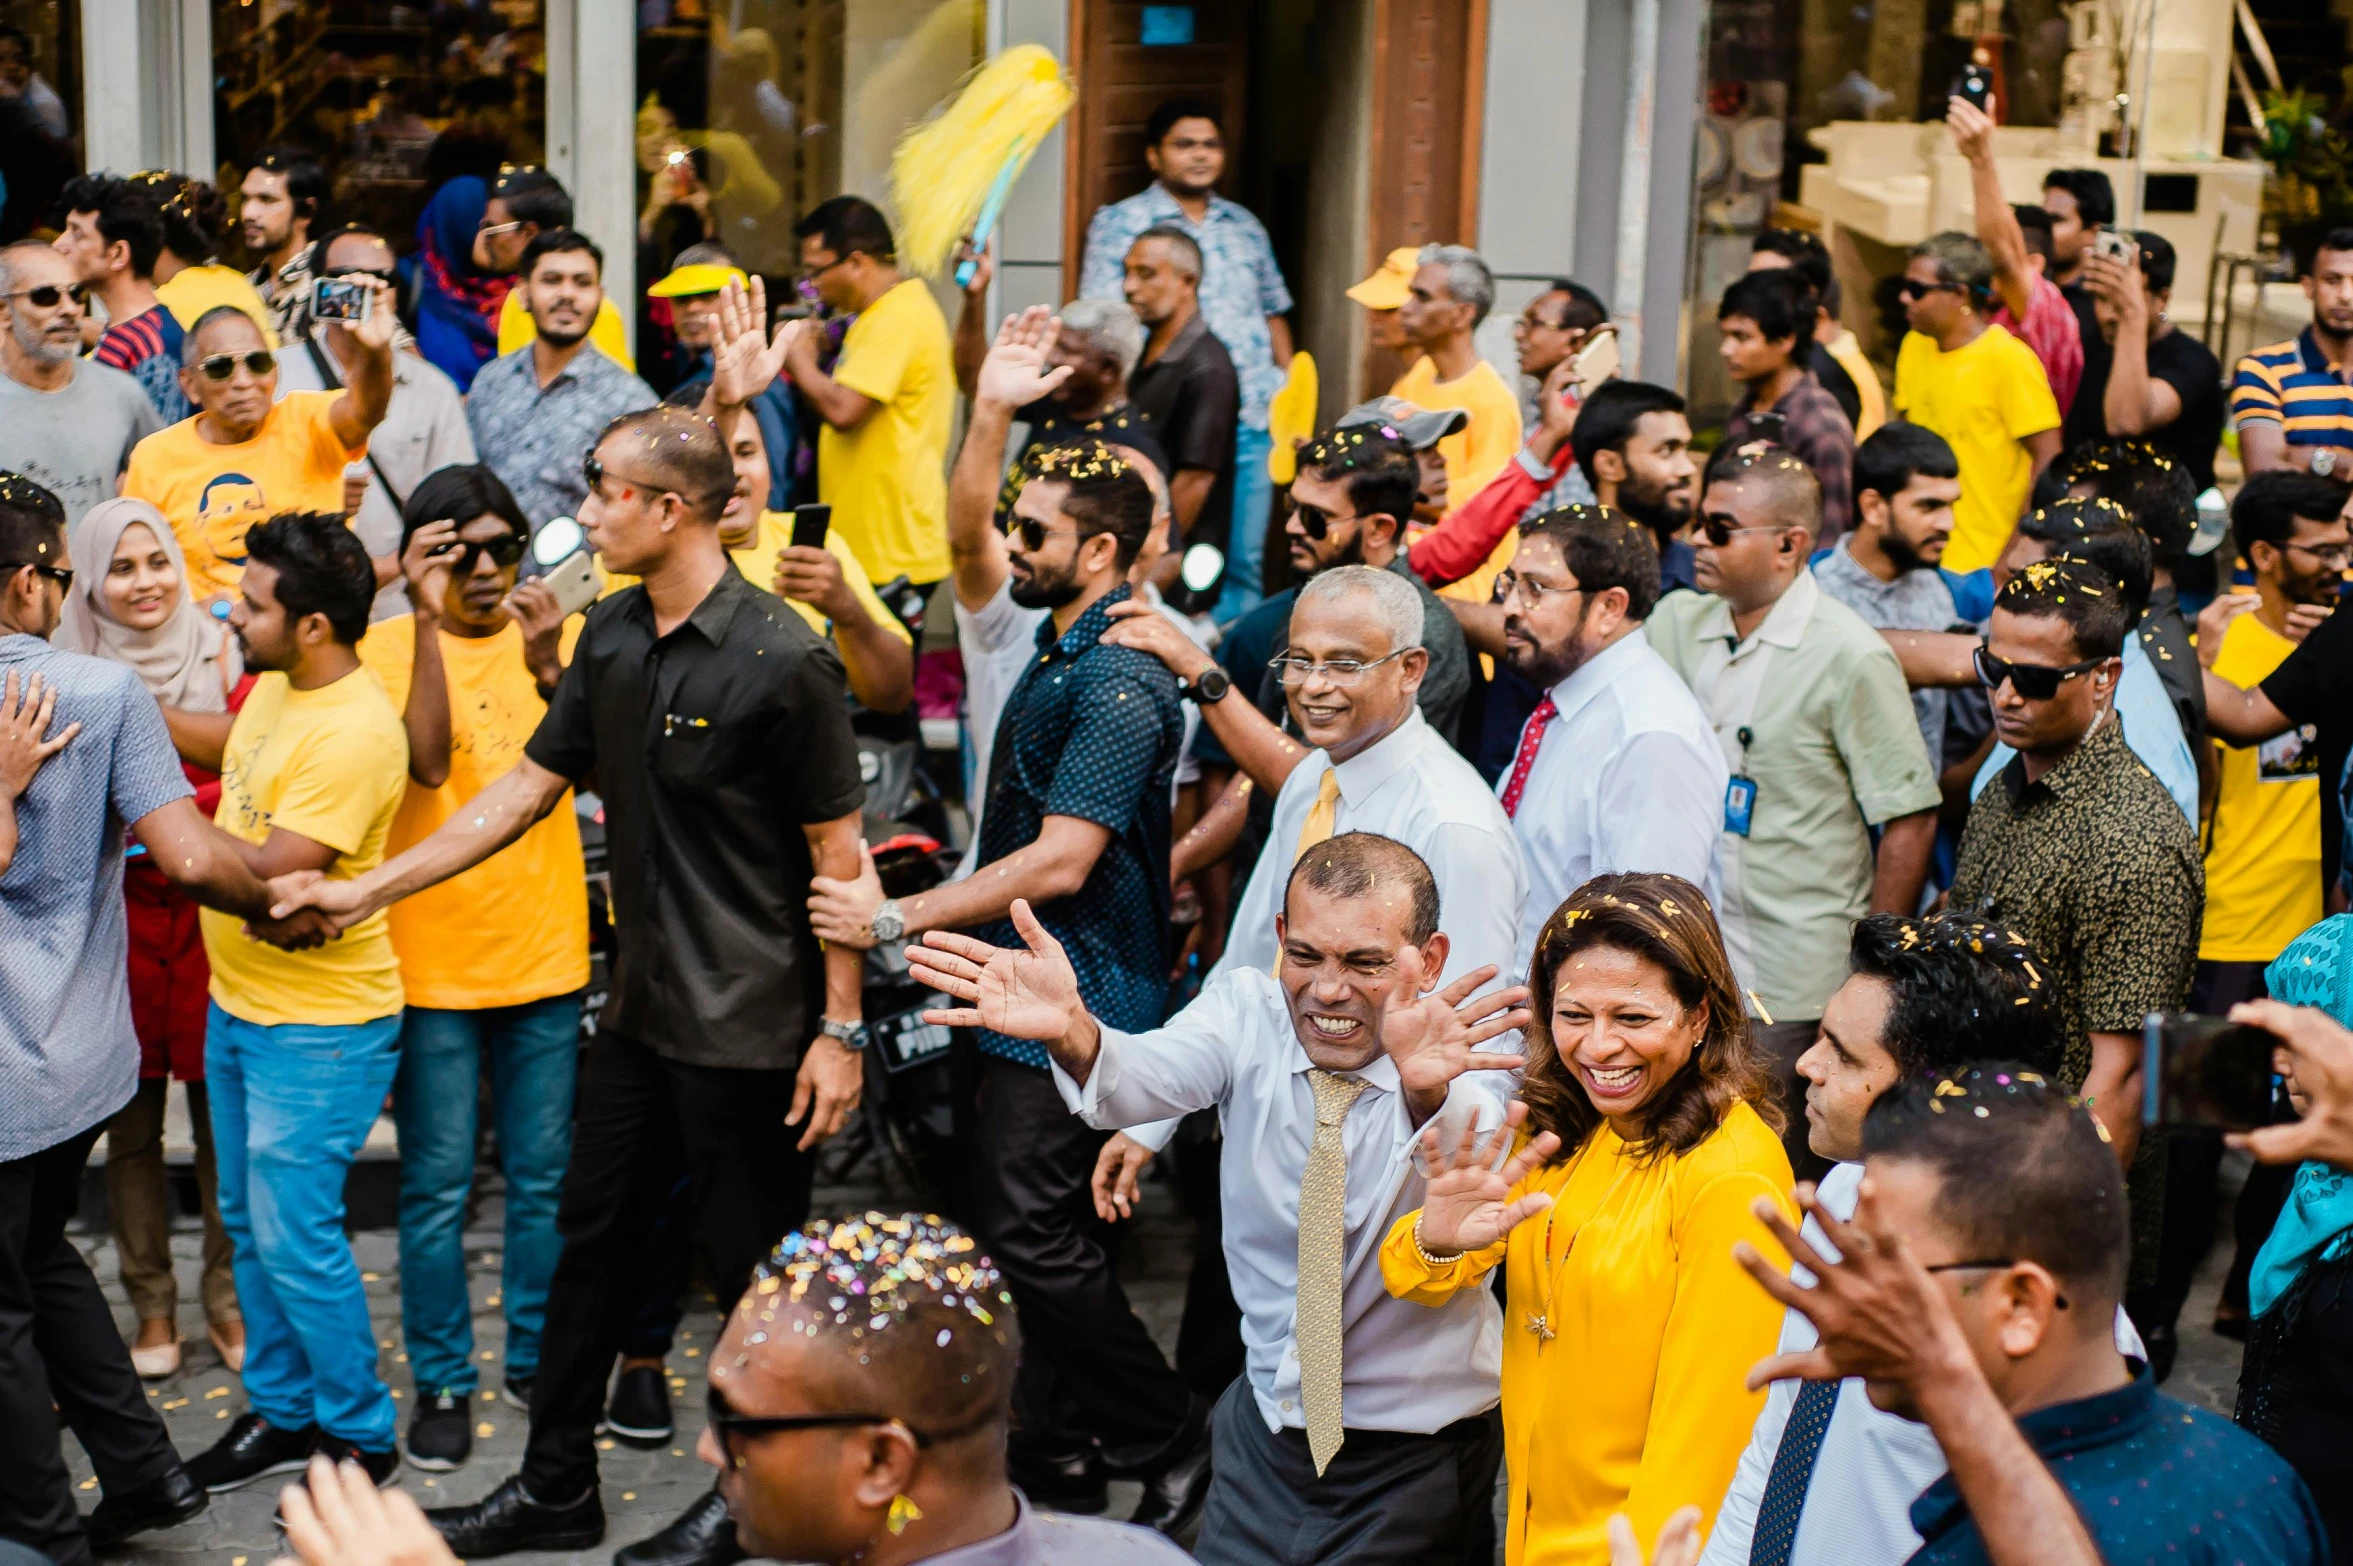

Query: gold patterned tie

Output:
[1295, 767, 1341, 859]
[1297, 1067, 1369, 1476]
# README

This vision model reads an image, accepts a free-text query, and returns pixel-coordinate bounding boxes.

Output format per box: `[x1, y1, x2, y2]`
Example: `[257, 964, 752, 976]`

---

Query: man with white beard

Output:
[0, 241, 161, 523]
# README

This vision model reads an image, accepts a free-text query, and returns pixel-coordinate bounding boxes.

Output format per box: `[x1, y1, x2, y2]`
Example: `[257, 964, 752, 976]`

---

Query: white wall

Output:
[1475, 0, 1587, 378]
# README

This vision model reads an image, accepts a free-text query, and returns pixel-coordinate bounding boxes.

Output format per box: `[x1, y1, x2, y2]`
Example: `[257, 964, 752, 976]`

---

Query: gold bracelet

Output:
[1412, 1213, 1464, 1267]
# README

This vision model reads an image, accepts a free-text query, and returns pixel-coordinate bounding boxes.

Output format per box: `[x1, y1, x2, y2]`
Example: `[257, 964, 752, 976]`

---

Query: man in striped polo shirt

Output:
[2233, 228, 2353, 477]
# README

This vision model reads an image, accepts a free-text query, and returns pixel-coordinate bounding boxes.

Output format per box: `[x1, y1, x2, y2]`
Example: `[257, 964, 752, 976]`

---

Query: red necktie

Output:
[1499, 694, 1559, 819]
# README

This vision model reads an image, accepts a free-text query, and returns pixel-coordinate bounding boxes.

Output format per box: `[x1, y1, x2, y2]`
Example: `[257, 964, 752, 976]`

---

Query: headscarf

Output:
[408, 175, 511, 393]
[2251, 914, 2353, 1316]
[55, 498, 240, 713]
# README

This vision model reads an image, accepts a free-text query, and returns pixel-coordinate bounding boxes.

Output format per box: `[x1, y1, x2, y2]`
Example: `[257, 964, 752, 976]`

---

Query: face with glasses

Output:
[1899, 255, 1975, 336]
[472, 196, 538, 275]
[1, 530, 73, 638]
[178, 314, 277, 437]
[796, 236, 868, 315]
[0, 246, 88, 367]
[422, 514, 529, 630]
[1274, 587, 1425, 759]
[1513, 289, 1592, 378]
[1285, 469, 1397, 575]
[1004, 477, 1117, 610]
[2255, 509, 2353, 607]
[579, 441, 700, 576]
[1691, 477, 1807, 607]
[1497, 531, 1623, 689]
[1277, 878, 1449, 1073]
[1980, 606, 2116, 754]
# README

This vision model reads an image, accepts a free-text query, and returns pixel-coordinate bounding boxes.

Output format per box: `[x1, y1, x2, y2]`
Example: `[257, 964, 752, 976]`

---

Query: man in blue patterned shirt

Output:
[1080, 98, 1293, 623]
[809, 432, 1202, 1534]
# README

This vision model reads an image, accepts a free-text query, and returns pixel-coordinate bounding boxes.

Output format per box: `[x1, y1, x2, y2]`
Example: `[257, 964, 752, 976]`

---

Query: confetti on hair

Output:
[754, 1213, 1012, 1334]
[1022, 438, 1135, 484]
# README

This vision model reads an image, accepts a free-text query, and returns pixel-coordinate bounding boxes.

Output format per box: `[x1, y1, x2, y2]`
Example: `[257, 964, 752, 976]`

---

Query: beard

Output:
[1881, 529, 1931, 574]
[10, 316, 74, 366]
[1303, 527, 1368, 577]
[1500, 602, 1596, 690]
[535, 314, 591, 350]
[1614, 478, 1690, 545]
[1008, 558, 1084, 610]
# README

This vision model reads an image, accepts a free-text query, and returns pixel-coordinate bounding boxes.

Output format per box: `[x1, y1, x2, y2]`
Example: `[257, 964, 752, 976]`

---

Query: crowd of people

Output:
[7, 83, 2353, 1566]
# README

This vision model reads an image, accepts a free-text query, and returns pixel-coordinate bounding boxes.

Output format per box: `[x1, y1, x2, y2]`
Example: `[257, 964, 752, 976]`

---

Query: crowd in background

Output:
[6, 80, 2353, 1566]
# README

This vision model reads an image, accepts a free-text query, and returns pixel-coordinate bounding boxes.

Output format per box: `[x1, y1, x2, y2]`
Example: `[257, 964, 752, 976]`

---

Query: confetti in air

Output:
[750, 1213, 1014, 1334]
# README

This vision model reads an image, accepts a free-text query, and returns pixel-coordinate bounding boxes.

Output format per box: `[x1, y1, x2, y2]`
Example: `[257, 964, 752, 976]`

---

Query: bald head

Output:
[599, 405, 735, 521]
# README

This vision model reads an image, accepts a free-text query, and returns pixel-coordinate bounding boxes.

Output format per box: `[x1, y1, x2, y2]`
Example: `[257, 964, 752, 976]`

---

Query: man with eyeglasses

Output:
[1949, 557, 2201, 1166]
[1648, 443, 1941, 1180]
[121, 292, 396, 609]
[0, 239, 160, 522]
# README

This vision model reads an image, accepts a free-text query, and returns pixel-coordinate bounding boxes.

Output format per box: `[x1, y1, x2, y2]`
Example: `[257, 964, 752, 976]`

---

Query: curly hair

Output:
[1518, 873, 1781, 1165]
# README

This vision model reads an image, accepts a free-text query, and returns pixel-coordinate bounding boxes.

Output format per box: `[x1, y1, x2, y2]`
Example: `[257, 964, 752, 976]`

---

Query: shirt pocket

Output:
[649, 708, 759, 797]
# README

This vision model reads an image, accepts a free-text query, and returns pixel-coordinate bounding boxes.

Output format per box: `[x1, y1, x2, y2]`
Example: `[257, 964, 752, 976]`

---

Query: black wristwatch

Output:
[1181, 668, 1231, 705]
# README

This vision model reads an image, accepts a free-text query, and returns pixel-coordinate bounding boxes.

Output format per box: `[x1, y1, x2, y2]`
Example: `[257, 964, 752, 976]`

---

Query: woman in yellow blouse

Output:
[1383, 873, 1796, 1565]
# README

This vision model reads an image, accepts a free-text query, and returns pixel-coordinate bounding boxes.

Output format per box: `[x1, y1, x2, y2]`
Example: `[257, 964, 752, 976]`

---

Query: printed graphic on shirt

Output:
[2260, 724, 2321, 783]
[196, 472, 270, 578]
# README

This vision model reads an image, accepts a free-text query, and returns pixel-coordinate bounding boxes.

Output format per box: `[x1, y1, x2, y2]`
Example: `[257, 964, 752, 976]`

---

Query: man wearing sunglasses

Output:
[0, 239, 161, 523]
[120, 292, 396, 609]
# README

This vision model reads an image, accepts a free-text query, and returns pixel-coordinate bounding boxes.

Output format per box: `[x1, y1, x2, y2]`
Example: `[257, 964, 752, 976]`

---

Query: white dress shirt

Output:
[1701, 1161, 2150, 1566]
[1052, 966, 1507, 1436]
[1502, 625, 1725, 976]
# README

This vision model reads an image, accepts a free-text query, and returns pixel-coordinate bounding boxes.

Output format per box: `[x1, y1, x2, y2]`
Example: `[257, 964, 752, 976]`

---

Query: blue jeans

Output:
[206, 1003, 403, 1450]
[1216, 425, 1275, 624]
[393, 996, 579, 1393]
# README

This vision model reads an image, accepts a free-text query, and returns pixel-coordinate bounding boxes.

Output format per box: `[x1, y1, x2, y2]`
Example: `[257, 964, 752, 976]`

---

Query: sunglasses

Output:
[1004, 515, 1083, 553]
[429, 534, 526, 571]
[1289, 501, 1355, 540]
[1697, 514, 1782, 547]
[4, 284, 88, 310]
[322, 265, 397, 285]
[195, 350, 276, 382]
[703, 1387, 931, 1457]
[1897, 279, 1966, 301]
[2, 560, 74, 591]
[1973, 644, 2106, 701]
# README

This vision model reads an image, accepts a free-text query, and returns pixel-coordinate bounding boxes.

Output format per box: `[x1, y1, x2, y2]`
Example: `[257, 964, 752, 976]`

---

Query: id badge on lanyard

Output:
[1724, 725, 1758, 837]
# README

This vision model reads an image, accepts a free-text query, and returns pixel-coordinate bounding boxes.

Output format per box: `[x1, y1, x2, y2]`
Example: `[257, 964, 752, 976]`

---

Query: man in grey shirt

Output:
[466, 229, 655, 531]
[1812, 424, 1966, 765]
[0, 242, 161, 524]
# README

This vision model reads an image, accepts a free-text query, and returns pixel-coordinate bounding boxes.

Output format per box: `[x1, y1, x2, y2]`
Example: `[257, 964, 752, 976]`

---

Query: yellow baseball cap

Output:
[646, 262, 748, 299]
[1345, 247, 1423, 310]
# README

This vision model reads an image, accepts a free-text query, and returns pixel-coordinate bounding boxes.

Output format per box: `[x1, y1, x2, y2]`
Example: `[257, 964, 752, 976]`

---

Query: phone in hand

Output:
[527, 516, 602, 618]
[1571, 325, 1620, 400]
[790, 504, 832, 553]
[1956, 63, 1994, 114]
[2093, 228, 2139, 268]
[312, 277, 373, 323]
[2142, 1012, 2283, 1131]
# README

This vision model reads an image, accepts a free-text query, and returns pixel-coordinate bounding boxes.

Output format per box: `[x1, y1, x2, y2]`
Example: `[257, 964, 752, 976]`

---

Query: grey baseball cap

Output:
[1336, 396, 1468, 452]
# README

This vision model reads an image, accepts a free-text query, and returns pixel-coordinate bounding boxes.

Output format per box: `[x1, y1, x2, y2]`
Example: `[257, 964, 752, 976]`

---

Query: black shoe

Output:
[1007, 1442, 1108, 1515]
[602, 1365, 673, 1448]
[499, 1374, 534, 1414]
[425, 1475, 604, 1559]
[406, 1392, 473, 1472]
[2142, 1322, 2180, 1383]
[276, 1439, 396, 1528]
[613, 1488, 743, 1566]
[183, 1414, 317, 1494]
[1128, 1410, 1212, 1538]
[85, 1465, 207, 1551]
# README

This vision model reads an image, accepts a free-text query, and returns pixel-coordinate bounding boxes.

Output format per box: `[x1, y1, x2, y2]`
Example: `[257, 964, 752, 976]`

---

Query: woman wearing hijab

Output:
[408, 175, 510, 393]
[58, 498, 249, 1377]
[2237, 914, 2353, 1564]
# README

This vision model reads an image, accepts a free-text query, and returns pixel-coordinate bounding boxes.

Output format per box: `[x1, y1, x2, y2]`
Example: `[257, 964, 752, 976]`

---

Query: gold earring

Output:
[886, 1495, 924, 1535]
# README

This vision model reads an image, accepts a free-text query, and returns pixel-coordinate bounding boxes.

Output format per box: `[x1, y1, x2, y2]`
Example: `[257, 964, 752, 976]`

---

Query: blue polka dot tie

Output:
[1747, 1378, 1839, 1566]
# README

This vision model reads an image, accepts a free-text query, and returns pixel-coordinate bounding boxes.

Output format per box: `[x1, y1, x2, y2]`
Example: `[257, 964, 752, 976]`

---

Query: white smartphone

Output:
[1572, 325, 1621, 399]
[528, 516, 601, 617]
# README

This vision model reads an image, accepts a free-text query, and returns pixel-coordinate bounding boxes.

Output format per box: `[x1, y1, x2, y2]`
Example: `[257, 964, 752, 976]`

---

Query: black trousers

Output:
[521, 1031, 812, 1498]
[1172, 1111, 1245, 1397]
[1195, 1376, 1503, 1566]
[0, 1121, 179, 1566]
[966, 1054, 1191, 1469]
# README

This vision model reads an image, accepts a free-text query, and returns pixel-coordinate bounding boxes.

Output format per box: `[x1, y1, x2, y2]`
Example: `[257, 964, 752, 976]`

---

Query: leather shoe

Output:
[613, 1487, 745, 1566]
[425, 1475, 604, 1558]
[1128, 1413, 1212, 1538]
[184, 1414, 316, 1494]
[1007, 1442, 1107, 1515]
[85, 1465, 207, 1551]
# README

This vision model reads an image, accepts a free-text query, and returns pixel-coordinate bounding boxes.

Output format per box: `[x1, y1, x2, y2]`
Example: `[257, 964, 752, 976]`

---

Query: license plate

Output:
[872, 994, 954, 1075]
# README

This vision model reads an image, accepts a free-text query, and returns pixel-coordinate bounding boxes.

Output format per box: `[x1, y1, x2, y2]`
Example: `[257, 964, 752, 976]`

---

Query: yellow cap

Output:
[647, 263, 748, 299]
[1345, 247, 1423, 310]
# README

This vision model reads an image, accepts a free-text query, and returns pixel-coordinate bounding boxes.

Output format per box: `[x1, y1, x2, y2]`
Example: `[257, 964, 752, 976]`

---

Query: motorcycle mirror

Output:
[1180, 541, 1225, 594]
[533, 516, 587, 566]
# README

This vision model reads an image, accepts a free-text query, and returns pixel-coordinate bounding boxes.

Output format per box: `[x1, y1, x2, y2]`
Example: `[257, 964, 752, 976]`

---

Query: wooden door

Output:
[1359, 0, 1486, 397]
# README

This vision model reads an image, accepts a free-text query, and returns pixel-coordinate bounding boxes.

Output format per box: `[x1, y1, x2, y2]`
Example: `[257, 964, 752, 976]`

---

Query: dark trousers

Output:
[520, 1031, 812, 1498]
[1752, 1019, 1835, 1186]
[0, 1121, 179, 1566]
[967, 1054, 1191, 1469]
[1194, 1376, 1503, 1566]
[1173, 1112, 1245, 1397]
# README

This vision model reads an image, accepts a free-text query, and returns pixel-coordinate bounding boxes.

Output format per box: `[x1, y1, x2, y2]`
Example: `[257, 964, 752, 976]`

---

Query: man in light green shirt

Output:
[1648, 443, 1940, 1175]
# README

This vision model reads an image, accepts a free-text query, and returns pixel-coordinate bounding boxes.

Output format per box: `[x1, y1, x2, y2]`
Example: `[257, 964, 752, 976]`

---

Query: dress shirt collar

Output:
[1693, 567, 1819, 655]
[1329, 705, 1429, 804]
[1033, 582, 1133, 660]
[619, 560, 751, 645]
[1549, 623, 1652, 724]
[1131, 181, 1245, 229]
[1283, 1035, 1403, 1093]
[1997, 706, 2122, 805]
[1908, 1369, 2156, 1545]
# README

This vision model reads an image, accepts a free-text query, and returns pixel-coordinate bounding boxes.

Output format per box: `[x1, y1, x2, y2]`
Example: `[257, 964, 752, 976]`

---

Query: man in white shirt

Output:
[1490, 503, 1724, 975]
[910, 833, 1528, 1566]
[1704, 910, 2143, 1566]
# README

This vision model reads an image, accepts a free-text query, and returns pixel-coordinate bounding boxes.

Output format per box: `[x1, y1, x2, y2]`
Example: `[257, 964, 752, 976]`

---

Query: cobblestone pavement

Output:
[65, 1142, 2249, 1566]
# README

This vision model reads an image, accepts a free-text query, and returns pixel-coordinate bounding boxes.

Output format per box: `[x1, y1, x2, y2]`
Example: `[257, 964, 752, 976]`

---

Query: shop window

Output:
[0, 0, 82, 242]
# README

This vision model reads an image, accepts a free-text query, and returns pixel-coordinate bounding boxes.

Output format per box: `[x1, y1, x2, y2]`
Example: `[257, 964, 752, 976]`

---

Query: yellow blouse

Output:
[1382, 1101, 1795, 1566]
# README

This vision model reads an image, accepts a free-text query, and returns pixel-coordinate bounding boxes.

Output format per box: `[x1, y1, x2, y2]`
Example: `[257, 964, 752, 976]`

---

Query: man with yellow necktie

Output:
[909, 833, 1528, 1566]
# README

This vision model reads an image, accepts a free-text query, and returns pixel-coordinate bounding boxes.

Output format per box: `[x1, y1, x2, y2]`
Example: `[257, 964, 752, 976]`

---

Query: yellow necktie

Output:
[1295, 767, 1341, 860]
[1298, 1067, 1369, 1476]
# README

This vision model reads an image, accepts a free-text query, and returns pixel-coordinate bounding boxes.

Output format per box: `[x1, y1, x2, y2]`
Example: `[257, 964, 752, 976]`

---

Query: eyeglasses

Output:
[703, 1387, 931, 1457]
[1923, 1258, 2070, 1309]
[322, 265, 397, 286]
[1897, 279, 1965, 301]
[1494, 569, 1586, 609]
[1288, 501, 1358, 540]
[195, 350, 276, 382]
[1697, 514, 1783, 547]
[2283, 540, 2353, 570]
[1269, 649, 1410, 687]
[428, 533, 527, 572]
[1005, 516, 1084, 553]
[801, 254, 856, 285]
[3, 284, 88, 310]
[476, 219, 527, 238]
[1, 561, 73, 591]
[1973, 644, 2106, 701]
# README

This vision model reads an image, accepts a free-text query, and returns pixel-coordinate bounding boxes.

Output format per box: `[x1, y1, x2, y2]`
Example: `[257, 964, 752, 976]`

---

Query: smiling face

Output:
[1280, 586, 1423, 762]
[1795, 974, 1900, 1163]
[1275, 878, 1438, 1072]
[101, 521, 183, 631]
[1601, 411, 1698, 534]
[720, 412, 769, 546]
[180, 312, 277, 437]
[1546, 943, 1706, 1132]
[522, 245, 602, 348]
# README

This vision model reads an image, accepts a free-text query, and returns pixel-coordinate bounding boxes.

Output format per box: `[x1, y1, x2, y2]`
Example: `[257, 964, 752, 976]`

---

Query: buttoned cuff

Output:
[1050, 1027, 1129, 1127]
[1515, 446, 1554, 482]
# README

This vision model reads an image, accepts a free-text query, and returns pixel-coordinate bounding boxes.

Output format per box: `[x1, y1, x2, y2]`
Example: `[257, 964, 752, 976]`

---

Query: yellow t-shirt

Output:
[2201, 612, 2323, 962]
[496, 289, 634, 372]
[1892, 324, 2060, 574]
[1390, 355, 1527, 605]
[202, 668, 409, 1026]
[820, 278, 954, 585]
[721, 514, 912, 644]
[156, 264, 280, 347]
[358, 614, 591, 1009]
[1825, 328, 1887, 440]
[122, 391, 362, 602]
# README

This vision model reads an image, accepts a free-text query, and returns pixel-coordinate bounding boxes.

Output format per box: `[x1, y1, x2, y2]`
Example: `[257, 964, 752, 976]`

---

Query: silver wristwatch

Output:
[2315, 449, 2338, 478]
[870, 899, 906, 945]
[819, 1017, 869, 1052]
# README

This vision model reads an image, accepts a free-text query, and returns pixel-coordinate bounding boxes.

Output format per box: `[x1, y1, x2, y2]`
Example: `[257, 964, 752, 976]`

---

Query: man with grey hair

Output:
[1119, 224, 1243, 600]
[1389, 243, 1524, 534]
[0, 241, 161, 522]
[1892, 228, 2064, 573]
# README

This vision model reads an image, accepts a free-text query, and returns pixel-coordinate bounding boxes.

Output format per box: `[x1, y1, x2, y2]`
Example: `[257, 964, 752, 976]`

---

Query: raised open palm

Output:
[975, 305, 1073, 410]
[710, 277, 790, 406]
[909, 899, 1082, 1041]
[1415, 1100, 1560, 1256]
[1380, 949, 1531, 1104]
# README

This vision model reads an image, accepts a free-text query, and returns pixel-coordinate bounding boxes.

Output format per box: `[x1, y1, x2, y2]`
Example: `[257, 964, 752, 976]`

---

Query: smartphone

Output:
[2094, 228, 2139, 267]
[1956, 63, 1994, 114]
[526, 516, 601, 618]
[2142, 1013, 2282, 1131]
[1572, 325, 1620, 399]
[790, 504, 832, 553]
[312, 277, 372, 323]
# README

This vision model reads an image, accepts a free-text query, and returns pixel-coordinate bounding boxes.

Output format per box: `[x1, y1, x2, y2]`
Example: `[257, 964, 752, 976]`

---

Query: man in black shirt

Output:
[2080, 232, 2226, 491]
[269, 407, 868, 1566]
[1122, 225, 1240, 558]
[2044, 166, 2120, 448]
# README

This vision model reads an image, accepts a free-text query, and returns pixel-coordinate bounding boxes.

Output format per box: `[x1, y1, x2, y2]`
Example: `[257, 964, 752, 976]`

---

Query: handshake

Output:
[241, 870, 372, 951]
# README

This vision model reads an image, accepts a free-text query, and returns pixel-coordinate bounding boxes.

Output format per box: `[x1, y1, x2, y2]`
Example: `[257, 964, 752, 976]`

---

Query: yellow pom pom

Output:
[890, 45, 1075, 277]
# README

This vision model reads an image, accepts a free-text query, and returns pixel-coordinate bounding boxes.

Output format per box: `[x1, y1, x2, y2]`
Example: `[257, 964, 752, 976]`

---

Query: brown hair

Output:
[1519, 872, 1781, 1164]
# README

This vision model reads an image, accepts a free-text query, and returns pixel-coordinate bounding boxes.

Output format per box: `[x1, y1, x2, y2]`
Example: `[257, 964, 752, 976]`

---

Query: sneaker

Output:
[601, 1364, 673, 1447]
[183, 1414, 317, 1494]
[312, 1434, 399, 1488]
[499, 1374, 534, 1414]
[405, 1391, 472, 1472]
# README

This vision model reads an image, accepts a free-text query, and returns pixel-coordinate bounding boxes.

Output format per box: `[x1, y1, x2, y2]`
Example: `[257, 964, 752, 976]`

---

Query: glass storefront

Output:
[0, 0, 81, 241]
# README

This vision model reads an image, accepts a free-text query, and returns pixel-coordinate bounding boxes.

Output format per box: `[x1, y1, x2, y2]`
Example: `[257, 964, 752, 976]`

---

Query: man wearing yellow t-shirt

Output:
[123, 288, 396, 608]
[1390, 243, 1525, 604]
[169, 512, 412, 1489]
[1892, 233, 2063, 574]
[357, 465, 590, 1470]
[778, 197, 953, 595]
